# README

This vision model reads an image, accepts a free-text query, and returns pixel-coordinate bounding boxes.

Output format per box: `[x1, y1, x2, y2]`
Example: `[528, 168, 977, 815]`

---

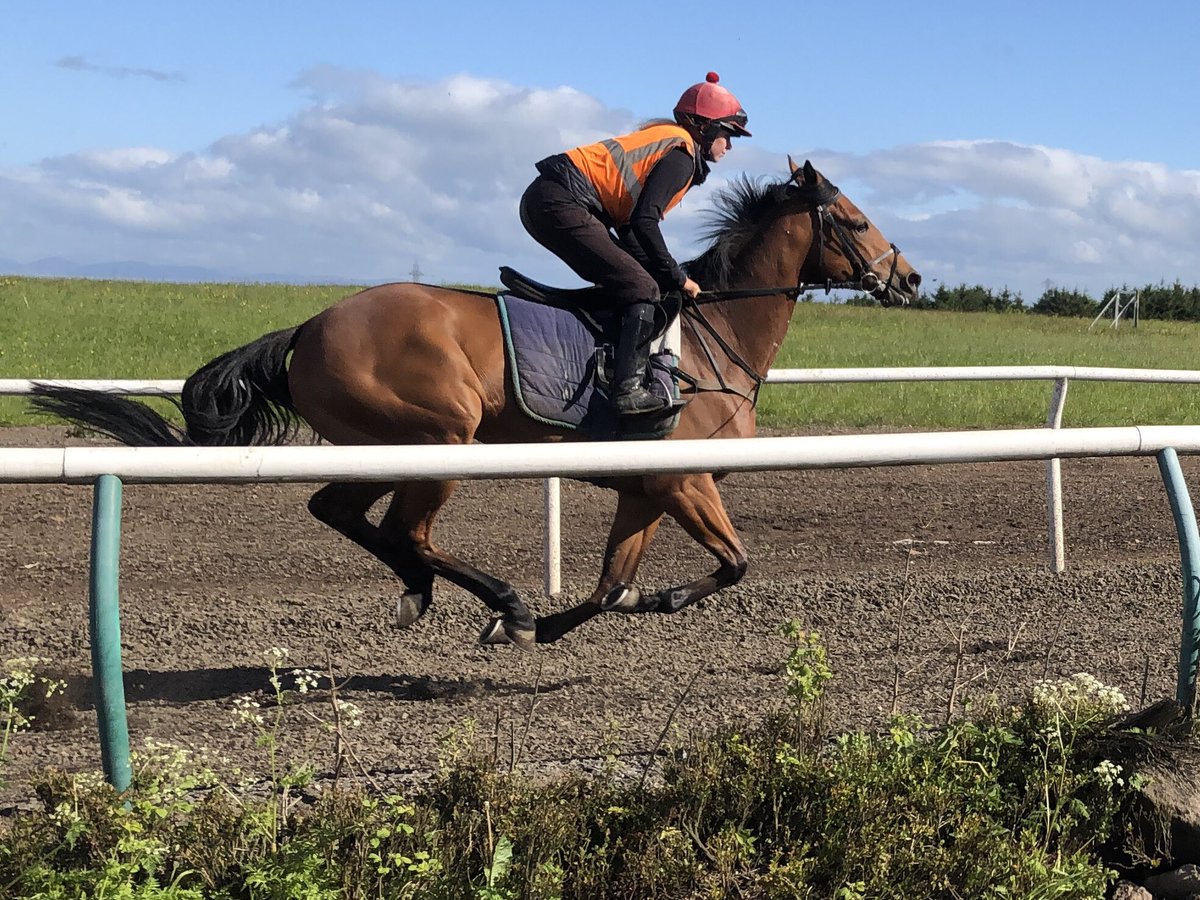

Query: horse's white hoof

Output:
[600, 584, 642, 613]
[505, 623, 537, 652]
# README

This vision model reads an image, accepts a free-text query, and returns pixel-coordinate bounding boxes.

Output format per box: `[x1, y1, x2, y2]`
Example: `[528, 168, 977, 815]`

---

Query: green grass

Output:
[765, 304, 1200, 428]
[4, 276, 1200, 429]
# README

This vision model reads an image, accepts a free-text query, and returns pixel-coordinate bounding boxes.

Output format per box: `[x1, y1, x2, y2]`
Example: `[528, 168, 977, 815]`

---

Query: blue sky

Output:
[3, 1, 1198, 302]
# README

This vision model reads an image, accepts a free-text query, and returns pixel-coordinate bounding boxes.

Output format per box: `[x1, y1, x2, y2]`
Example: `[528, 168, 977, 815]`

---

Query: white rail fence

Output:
[8, 365, 1200, 592]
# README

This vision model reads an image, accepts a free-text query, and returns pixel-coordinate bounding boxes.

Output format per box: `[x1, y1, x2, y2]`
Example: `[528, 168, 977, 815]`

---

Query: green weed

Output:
[0, 644, 1176, 898]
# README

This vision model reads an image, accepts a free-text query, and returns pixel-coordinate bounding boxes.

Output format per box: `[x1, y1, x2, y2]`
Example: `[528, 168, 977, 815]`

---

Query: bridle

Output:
[800, 182, 904, 304]
[673, 170, 910, 405]
[695, 171, 908, 305]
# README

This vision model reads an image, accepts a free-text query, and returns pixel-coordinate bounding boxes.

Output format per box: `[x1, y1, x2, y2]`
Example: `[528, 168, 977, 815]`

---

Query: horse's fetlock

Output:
[729, 557, 749, 583]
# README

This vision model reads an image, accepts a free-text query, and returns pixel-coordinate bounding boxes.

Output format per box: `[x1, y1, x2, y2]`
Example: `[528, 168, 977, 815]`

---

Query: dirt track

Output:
[1, 425, 1195, 804]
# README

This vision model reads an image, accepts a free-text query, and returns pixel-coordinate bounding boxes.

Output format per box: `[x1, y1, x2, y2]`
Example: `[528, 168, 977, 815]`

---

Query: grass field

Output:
[3, 275, 1199, 429]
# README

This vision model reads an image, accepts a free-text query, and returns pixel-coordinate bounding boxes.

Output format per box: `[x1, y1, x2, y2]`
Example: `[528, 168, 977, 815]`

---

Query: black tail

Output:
[30, 326, 304, 448]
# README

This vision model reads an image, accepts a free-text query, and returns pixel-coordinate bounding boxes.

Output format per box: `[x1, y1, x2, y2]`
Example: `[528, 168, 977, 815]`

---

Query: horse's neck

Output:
[701, 216, 808, 373]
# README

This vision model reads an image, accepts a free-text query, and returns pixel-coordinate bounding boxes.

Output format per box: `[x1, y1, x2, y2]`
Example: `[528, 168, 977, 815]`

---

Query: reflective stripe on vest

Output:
[565, 124, 696, 226]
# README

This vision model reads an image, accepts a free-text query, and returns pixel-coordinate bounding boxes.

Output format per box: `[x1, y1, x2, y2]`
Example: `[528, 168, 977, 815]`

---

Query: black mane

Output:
[685, 171, 837, 290]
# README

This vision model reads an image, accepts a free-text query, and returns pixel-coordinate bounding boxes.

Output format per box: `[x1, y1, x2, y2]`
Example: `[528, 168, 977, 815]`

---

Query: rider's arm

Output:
[616, 147, 696, 292]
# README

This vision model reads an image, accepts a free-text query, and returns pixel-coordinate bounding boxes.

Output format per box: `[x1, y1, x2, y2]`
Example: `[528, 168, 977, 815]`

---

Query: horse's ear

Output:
[802, 160, 818, 185]
[787, 155, 800, 177]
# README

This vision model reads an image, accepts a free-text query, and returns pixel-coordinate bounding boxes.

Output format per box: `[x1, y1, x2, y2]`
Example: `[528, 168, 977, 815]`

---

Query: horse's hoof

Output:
[479, 618, 512, 646]
[478, 618, 537, 652]
[395, 592, 430, 629]
[505, 622, 537, 652]
[600, 583, 642, 613]
[654, 588, 690, 614]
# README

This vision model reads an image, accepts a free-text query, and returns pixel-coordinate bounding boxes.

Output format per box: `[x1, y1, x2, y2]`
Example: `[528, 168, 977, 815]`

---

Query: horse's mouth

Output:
[875, 271, 922, 308]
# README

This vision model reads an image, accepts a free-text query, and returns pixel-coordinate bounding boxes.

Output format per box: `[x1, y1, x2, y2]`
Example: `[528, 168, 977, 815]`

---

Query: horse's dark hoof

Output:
[654, 589, 691, 614]
[478, 618, 537, 652]
[395, 592, 430, 629]
[600, 583, 643, 613]
[479, 618, 511, 646]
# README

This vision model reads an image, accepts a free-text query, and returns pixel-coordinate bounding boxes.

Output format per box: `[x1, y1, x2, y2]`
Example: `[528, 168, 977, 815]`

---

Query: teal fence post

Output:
[1156, 448, 1200, 712]
[89, 474, 131, 791]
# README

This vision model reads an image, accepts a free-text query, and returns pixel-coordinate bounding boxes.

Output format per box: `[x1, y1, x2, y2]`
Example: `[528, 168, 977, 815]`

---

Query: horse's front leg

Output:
[640, 473, 748, 614]
[532, 490, 664, 644]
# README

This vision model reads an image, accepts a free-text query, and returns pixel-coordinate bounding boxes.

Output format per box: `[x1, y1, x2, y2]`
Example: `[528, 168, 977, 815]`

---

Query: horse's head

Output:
[786, 157, 921, 307]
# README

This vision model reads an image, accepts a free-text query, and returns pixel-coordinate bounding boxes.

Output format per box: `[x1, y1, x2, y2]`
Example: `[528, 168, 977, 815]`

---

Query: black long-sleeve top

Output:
[616, 147, 709, 291]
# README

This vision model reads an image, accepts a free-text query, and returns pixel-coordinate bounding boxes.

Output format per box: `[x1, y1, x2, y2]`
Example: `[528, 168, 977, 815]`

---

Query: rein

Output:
[673, 300, 767, 406]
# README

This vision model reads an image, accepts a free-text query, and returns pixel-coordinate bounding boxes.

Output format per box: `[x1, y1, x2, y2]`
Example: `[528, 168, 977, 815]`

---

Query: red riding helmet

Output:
[674, 72, 751, 137]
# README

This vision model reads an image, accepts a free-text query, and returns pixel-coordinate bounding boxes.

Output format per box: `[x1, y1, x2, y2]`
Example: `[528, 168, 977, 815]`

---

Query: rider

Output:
[519, 72, 751, 415]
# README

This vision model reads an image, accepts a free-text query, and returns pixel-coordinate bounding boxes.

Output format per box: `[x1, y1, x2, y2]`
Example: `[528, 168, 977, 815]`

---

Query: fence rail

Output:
[4, 425, 1200, 482]
[9, 365, 1200, 582]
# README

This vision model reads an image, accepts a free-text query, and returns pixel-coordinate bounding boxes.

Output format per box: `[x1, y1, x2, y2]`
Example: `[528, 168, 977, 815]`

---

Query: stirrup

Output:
[612, 384, 670, 416]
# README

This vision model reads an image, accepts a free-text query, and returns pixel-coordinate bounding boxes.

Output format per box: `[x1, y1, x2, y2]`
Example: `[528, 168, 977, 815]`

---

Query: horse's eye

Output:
[854, 221, 869, 234]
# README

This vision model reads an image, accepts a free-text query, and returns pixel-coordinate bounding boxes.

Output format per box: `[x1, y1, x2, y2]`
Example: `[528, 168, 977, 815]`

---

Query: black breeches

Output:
[519, 176, 659, 306]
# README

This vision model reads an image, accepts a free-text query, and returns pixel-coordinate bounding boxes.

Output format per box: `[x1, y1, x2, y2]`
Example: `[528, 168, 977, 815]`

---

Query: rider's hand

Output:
[681, 278, 702, 299]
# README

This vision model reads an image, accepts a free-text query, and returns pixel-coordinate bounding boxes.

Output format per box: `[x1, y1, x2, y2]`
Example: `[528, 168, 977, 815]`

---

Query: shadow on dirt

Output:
[50, 669, 594, 717]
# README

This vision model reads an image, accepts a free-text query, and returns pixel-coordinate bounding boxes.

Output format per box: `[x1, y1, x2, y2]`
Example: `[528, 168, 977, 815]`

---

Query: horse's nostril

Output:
[906, 272, 922, 289]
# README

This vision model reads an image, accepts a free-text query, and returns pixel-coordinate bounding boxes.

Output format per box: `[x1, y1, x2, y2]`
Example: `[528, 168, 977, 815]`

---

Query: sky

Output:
[2, 1, 1199, 303]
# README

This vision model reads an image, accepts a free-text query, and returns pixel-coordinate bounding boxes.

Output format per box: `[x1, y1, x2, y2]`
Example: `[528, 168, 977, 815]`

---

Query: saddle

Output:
[494, 267, 684, 440]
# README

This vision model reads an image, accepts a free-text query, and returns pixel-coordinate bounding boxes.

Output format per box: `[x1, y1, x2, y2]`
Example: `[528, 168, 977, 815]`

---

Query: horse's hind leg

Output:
[307, 482, 435, 627]
[386, 479, 539, 650]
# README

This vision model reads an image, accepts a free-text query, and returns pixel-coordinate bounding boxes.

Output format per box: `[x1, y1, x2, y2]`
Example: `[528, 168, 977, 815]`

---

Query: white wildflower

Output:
[1094, 759, 1125, 788]
[50, 801, 82, 829]
[291, 669, 323, 694]
[1031, 673, 1129, 720]
[263, 647, 290, 668]
[231, 695, 265, 727]
[334, 698, 363, 728]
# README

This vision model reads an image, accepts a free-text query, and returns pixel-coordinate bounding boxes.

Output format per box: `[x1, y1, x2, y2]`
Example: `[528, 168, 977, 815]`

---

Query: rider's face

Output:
[705, 130, 733, 163]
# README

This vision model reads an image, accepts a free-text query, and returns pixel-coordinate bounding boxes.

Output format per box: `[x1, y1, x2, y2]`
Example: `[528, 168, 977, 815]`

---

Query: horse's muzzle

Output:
[870, 270, 922, 308]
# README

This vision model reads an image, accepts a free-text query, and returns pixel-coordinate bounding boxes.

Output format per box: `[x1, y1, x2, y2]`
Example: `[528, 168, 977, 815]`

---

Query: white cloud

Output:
[2, 71, 1199, 303]
[816, 141, 1200, 299]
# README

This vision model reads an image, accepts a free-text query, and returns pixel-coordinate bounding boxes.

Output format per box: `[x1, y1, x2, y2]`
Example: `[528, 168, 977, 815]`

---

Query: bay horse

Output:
[32, 158, 921, 650]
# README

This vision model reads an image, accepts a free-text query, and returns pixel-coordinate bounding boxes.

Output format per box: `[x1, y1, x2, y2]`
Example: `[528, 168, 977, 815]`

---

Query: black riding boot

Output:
[611, 301, 669, 416]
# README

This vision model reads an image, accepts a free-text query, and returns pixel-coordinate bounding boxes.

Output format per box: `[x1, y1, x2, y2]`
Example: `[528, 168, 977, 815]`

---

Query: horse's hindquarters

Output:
[288, 284, 508, 447]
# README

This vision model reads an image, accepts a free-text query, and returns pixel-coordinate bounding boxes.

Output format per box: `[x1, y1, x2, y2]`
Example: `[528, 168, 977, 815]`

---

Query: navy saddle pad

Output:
[495, 292, 681, 439]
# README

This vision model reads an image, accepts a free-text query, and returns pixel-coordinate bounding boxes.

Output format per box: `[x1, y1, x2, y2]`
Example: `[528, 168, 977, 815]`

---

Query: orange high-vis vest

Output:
[565, 124, 697, 227]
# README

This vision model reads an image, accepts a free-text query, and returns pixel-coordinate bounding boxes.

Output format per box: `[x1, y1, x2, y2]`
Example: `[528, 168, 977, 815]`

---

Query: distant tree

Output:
[923, 283, 1025, 313]
[1138, 281, 1200, 321]
[1030, 287, 1099, 318]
